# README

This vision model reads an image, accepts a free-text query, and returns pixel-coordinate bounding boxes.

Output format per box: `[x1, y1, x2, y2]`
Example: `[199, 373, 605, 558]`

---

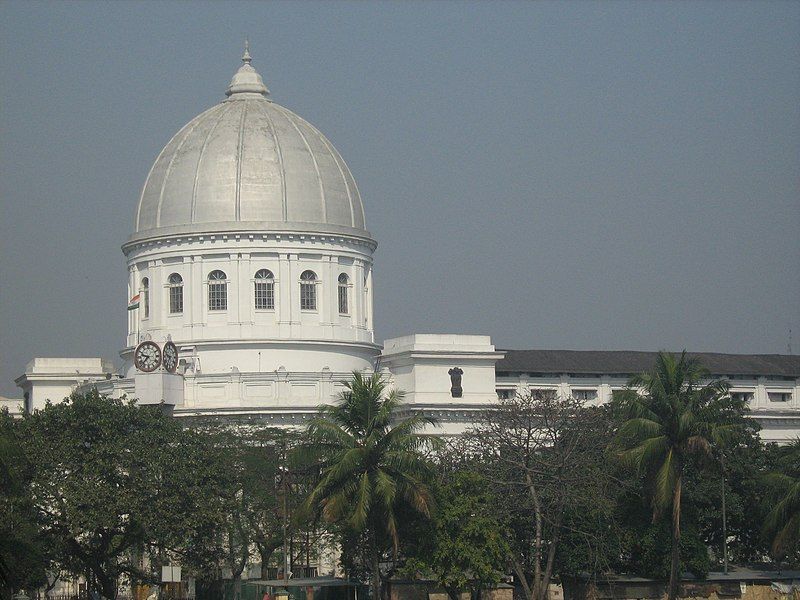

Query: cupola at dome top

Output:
[131, 45, 369, 244]
[226, 41, 270, 97]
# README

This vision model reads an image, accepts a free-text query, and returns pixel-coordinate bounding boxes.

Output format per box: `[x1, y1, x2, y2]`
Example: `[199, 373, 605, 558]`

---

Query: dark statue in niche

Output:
[448, 367, 463, 398]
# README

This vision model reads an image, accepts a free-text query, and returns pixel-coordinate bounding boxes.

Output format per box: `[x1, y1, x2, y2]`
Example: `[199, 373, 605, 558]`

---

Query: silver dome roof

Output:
[133, 48, 367, 241]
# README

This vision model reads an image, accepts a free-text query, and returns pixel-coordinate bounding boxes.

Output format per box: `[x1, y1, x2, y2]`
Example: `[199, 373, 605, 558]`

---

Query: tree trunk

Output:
[96, 569, 118, 600]
[446, 587, 461, 600]
[371, 538, 381, 600]
[668, 476, 682, 600]
[539, 505, 563, 600]
[525, 471, 543, 600]
[510, 556, 533, 600]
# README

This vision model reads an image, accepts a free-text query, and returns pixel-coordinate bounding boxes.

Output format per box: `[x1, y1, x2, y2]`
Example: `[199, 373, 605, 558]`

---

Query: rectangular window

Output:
[768, 392, 792, 403]
[142, 289, 149, 318]
[338, 285, 348, 314]
[573, 389, 598, 401]
[300, 283, 316, 311]
[209, 283, 227, 311]
[731, 392, 754, 404]
[255, 281, 274, 310]
[169, 286, 183, 314]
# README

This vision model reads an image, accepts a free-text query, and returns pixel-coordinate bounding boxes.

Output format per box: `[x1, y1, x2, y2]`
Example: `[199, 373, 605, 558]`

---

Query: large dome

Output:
[132, 49, 367, 241]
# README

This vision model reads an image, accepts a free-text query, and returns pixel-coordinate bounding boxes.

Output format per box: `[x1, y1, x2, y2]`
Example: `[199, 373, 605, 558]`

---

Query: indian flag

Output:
[127, 294, 140, 311]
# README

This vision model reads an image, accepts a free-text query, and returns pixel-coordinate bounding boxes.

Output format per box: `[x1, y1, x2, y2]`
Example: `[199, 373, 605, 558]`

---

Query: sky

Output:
[1, 1, 798, 397]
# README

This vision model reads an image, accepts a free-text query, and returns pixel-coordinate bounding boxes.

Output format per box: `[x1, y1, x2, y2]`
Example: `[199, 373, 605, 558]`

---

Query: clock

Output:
[134, 341, 161, 372]
[162, 341, 179, 373]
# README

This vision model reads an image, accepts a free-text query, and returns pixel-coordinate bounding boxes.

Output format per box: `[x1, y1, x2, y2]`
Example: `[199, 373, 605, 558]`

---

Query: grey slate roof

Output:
[496, 349, 800, 377]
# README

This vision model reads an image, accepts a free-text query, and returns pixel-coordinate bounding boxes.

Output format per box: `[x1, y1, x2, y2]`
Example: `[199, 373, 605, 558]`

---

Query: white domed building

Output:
[14, 48, 800, 440]
[111, 49, 380, 422]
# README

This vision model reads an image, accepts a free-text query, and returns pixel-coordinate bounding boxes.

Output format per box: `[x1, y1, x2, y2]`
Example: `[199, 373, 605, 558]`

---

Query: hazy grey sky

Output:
[1, 1, 798, 397]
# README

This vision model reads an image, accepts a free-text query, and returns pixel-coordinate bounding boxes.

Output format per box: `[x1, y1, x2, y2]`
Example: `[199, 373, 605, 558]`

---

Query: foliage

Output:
[467, 391, 616, 600]
[611, 351, 742, 600]
[0, 409, 49, 598]
[762, 440, 800, 561]
[17, 390, 232, 598]
[404, 471, 509, 600]
[191, 423, 302, 598]
[299, 372, 438, 600]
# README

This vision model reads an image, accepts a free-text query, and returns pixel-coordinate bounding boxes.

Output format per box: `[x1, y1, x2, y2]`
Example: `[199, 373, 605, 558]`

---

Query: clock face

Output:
[162, 341, 178, 373]
[134, 341, 161, 372]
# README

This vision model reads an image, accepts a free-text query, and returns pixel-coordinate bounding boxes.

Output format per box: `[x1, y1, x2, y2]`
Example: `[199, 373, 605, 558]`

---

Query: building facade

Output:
[13, 49, 800, 442]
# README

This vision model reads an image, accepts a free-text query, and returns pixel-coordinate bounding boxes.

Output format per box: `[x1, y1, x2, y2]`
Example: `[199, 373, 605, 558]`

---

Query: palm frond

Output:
[618, 435, 669, 473]
[351, 471, 372, 530]
[653, 448, 679, 513]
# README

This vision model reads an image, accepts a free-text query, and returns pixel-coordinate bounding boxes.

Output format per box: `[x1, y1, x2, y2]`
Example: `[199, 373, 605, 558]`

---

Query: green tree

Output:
[193, 423, 298, 600]
[300, 373, 438, 600]
[762, 439, 800, 561]
[468, 392, 615, 600]
[0, 409, 49, 598]
[612, 351, 741, 600]
[404, 470, 509, 600]
[19, 390, 231, 598]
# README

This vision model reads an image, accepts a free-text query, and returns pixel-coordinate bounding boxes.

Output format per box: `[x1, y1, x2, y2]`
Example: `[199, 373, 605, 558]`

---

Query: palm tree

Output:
[763, 440, 800, 557]
[612, 351, 736, 600]
[300, 372, 438, 600]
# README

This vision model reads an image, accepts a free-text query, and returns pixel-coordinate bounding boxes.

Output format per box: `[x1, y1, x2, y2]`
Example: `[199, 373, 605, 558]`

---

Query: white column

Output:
[240, 253, 251, 325]
[230, 253, 241, 326]
[352, 260, 363, 331]
[192, 256, 204, 329]
[322, 255, 334, 326]
[127, 265, 135, 346]
[755, 377, 767, 409]
[278, 253, 290, 324]
[153, 261, 164, 330]
[365, 265, 374, 333]
[288, 253, 300, 325]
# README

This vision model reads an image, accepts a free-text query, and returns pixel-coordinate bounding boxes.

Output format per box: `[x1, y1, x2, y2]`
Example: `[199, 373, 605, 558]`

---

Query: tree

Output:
[192, 423, 299, 600]
[0, 409, 49, 598]
[612, 351, 741, 600]
[404, 470, 509, 600]
[18, 390, 231, 598]
[300, 372, 438, 600]
[467, 391, 616, 600]
[762, 439, 800, 561]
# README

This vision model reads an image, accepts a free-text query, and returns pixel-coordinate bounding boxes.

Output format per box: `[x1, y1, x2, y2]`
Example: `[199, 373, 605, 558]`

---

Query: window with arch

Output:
[168, 273, 183, 314]
[300, 270, 317, 311]
[254, 269, 275, 310]
[338, 273, 350, 315]
[141, 277, 150, 318]
[208, 270, 228, 311]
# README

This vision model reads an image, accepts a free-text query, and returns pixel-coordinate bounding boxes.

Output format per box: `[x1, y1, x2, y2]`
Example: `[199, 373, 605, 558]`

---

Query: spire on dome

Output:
[226, 41, 270, 98]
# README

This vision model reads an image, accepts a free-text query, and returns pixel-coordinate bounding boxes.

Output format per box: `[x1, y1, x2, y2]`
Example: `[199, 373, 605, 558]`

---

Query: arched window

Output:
[254, 269, 274, 310]
[168, 273, 183, 314]
[141, 277, 150, 318]
[208, 270, 228, 311]
[338, 273, 350, 315]
[299, 270, 317, 311]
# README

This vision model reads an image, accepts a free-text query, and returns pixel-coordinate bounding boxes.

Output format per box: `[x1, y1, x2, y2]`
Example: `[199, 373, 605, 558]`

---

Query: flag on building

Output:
[127, 294, 140, 311]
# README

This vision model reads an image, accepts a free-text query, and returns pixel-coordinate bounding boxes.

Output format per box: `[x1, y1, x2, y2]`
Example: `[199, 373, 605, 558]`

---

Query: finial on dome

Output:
[226, 41, 270, 98]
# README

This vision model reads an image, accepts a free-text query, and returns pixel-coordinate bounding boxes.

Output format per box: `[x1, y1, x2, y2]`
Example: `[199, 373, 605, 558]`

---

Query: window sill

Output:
[254, 309, 276, 313]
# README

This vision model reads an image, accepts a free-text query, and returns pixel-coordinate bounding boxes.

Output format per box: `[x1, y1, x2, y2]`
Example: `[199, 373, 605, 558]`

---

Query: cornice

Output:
[123, 223, 377, 255]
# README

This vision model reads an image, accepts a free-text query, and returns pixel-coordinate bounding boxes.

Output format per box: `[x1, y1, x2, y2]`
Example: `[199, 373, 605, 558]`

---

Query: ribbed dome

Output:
[133, 50, 367, 240]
